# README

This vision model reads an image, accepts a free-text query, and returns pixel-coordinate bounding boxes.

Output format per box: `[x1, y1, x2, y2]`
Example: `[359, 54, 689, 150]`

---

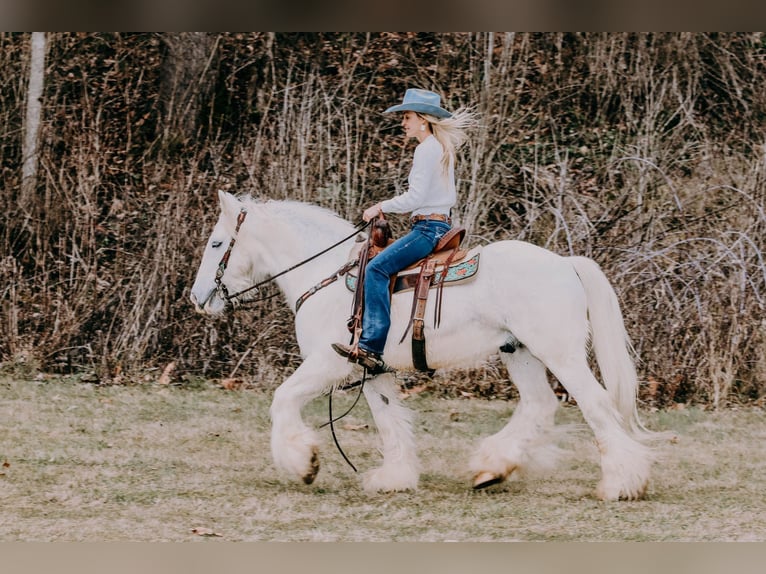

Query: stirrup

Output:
[331, 343, 393, 375]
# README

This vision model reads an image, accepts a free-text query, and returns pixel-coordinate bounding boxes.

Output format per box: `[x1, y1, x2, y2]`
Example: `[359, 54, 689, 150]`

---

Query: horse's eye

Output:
[211, 241, 223, 249]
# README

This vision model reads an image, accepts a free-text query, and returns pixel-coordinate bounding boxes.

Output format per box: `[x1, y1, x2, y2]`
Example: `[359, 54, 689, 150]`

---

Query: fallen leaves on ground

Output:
[191, 527, 222, 537]
[219, 378, 245, 390]
[158, 362, 176, 385]
[400, 383, 429, 398]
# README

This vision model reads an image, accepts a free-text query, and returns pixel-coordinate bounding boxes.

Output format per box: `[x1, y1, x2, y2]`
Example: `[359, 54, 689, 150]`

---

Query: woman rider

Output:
[333, 88, 476, 373]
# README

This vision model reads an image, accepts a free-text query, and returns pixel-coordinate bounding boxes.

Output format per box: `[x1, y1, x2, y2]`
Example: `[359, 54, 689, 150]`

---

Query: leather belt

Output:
[410, 213, 452, 225]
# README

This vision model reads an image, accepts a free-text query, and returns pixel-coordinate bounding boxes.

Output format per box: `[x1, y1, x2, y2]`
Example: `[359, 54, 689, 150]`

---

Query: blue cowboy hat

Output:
[383, 88, 452, 119]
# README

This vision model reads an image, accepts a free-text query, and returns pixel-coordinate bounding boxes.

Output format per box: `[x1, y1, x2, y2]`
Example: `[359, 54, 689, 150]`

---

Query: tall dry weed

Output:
[0, 32, 764, 405]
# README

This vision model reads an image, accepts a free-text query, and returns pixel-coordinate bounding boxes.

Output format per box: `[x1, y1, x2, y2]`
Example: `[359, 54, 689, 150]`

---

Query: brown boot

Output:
[331, 343, 393, 375]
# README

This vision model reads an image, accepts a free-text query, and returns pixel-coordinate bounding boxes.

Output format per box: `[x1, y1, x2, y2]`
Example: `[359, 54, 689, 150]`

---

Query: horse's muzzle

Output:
[190, 288, 218, 314]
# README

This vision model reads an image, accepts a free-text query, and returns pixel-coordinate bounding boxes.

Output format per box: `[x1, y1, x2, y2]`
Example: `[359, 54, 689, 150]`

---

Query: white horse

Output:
[190, 190, 658, 500]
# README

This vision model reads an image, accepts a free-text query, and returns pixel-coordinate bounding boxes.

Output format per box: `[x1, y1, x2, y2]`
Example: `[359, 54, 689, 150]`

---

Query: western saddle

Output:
[347, 216, 471, 373]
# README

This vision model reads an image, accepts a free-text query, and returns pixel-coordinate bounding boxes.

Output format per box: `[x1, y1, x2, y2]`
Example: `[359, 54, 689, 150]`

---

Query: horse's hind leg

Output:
[270, 353, 350, 485]
[548, 358, 652, 501]
[361, 373, 420, 492]
[470, 347, 561, 489]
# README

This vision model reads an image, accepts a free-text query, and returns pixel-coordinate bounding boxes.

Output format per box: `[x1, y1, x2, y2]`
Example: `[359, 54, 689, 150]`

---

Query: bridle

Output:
[213, 208, 248, 304]
[210, 208, 370, 310]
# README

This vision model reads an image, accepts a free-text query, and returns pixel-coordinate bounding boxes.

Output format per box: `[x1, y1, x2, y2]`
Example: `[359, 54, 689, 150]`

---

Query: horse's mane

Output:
[238, 195, 355, 240]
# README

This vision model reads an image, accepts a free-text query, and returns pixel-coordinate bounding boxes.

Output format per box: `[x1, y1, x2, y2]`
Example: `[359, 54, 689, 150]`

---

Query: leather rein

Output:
[213, 208, 370, 310]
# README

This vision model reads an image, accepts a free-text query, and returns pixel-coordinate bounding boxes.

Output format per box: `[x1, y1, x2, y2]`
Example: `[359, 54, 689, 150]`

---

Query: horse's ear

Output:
[218, 190, 240, 220]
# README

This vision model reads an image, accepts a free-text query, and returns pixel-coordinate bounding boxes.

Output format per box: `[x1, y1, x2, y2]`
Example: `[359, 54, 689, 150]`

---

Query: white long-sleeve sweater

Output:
[380, 135, 455, 218]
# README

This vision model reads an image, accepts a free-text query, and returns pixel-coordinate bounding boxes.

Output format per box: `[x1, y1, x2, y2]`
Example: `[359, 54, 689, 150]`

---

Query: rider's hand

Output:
[363, 203, 383, 222]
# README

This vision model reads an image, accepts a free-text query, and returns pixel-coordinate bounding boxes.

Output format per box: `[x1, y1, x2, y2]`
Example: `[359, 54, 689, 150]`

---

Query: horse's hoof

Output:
[596, 480, 647, 501]
[472, 471, 505, 490]
[302, 447, 320, 484]
[619, 482, 648, 501]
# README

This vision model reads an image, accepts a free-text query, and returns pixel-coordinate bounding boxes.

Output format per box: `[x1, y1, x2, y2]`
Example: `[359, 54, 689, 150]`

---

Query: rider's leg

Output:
[359, 220, 450, 355]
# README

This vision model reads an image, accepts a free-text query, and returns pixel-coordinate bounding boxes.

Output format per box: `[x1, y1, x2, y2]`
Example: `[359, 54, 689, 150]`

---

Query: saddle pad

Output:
[345, 247, 481, 295]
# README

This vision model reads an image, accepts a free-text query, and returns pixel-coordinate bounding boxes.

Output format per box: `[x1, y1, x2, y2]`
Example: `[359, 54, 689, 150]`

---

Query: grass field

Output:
[1, 375, 764, 542]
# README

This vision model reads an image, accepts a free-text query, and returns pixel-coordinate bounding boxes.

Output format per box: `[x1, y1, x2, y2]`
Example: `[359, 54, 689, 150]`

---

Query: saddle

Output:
[346, 217, 481, 373]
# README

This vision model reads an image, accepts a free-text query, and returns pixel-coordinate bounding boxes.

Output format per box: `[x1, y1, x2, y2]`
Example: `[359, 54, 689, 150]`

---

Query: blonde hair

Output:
[419, 107, 479, 177]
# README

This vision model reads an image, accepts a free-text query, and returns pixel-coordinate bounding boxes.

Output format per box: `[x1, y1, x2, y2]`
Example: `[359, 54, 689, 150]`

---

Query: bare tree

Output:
[20, 32, 46, 210]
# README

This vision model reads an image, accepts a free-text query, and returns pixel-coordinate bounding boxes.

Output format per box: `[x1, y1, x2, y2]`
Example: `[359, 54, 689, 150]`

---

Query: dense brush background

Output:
[1, 32, 764, 407]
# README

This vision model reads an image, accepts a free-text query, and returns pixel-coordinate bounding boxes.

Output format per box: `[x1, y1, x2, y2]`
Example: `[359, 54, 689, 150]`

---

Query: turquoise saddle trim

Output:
[345, 252, 481, 294]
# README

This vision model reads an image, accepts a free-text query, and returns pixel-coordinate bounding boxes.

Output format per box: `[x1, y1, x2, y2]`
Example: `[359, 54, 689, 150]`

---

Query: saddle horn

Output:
[370, 214, 392, 251]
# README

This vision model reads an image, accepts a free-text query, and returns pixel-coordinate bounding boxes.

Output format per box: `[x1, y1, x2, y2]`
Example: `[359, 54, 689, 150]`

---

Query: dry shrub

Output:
[1, 33, 764, 406]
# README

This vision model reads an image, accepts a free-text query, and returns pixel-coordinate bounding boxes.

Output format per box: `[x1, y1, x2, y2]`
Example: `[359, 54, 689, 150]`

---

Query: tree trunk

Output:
[158, 32, 218, 150]
[21, 32, 46, 210]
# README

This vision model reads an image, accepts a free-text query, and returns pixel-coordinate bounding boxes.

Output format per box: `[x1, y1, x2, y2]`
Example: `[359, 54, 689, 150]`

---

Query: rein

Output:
[214, 209, 370, 308]
[320, 374, 368, 473]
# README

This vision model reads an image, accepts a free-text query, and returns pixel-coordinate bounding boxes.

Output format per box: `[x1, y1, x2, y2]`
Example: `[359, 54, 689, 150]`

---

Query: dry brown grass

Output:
[1, 375, 764, 541]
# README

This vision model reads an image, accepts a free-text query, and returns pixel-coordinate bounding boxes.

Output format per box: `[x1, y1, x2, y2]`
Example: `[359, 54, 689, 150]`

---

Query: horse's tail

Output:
[569, 256, 649, 437]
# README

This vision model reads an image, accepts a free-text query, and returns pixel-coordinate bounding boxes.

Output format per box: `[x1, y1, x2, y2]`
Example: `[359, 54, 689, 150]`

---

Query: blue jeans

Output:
[359, 219, 451, 355]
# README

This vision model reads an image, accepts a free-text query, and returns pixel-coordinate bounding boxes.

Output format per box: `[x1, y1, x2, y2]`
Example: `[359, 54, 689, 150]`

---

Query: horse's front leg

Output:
[269, 353, 350, 484]
[361, 373, 419, 492]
